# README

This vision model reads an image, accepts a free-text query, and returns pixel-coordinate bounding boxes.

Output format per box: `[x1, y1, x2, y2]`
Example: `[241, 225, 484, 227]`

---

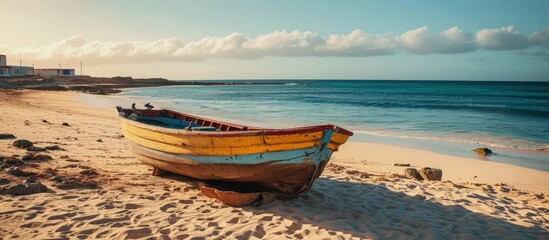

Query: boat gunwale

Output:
[117, 107, 354, 137]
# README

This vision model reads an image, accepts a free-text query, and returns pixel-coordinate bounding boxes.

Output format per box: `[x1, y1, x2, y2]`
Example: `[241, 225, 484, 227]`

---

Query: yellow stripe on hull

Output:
[122, 128, 320, 156]
[120, 120, 324, 148]
[327, 131, 351, 151]
[330, 131, 351, 145]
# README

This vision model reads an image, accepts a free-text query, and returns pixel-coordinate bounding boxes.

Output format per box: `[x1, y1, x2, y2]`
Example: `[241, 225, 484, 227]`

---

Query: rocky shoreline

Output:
[0, 75, 283, 95]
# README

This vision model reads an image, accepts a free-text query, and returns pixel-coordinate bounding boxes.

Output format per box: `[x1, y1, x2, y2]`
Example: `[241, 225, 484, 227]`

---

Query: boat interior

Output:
[117, 107, 261, 132]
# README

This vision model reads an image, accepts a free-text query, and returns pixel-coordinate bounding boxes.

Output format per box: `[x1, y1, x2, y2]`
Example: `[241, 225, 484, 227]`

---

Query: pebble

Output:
[50, 176, 64, 182]
[0, 182, 48, 195]
[0, 134, 16, 139]
[45, 145, 61, 150]
[13, 139, 33, 148]
[6, 167, 31, 177]
[4, 158, 24, 166]
[22, 154, 53, 161]
[26, 146, 47, 152]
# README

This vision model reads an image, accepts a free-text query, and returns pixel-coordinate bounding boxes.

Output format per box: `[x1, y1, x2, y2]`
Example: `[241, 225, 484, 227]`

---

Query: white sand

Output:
[0, 90, 547, 239]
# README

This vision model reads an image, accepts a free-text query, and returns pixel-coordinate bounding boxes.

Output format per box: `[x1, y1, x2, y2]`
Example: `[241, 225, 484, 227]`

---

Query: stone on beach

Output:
[472, 148, 493, 155]
[61, 122, 71, 127]
[50, 175, 64, 182]
[0, 133, 16, 139]
[0, 181, 48, 195]
[3, 157, 24, 166]
[22, 154, 53, 161]
[393, 163, 411, 167]
[13, 139, 33, 148]
[404, 168, 424, 180]
[418, 167, 443, 181]
[55, 179, 98, 190]
[5, 167, 32, 177]
[26, 146, 47, 152]
[44, 145, 61, 150]
[80, 169, 99, 176]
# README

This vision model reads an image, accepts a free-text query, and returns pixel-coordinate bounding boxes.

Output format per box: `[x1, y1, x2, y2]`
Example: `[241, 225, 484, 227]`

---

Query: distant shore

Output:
[0, 75, 284, 95]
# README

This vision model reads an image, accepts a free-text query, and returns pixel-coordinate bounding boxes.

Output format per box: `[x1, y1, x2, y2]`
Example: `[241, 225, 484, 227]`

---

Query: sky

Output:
[1, 0, 548, 81]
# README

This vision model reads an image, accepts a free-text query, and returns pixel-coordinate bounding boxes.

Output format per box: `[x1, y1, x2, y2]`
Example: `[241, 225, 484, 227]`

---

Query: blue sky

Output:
[1, 0, 548, 80]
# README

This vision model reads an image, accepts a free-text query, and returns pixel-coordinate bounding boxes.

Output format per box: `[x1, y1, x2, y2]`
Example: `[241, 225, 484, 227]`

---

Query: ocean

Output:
[115, 80, 549, 171]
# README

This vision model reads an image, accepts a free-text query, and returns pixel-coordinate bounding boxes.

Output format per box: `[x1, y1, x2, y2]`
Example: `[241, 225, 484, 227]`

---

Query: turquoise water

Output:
[117, 80, 549, 171]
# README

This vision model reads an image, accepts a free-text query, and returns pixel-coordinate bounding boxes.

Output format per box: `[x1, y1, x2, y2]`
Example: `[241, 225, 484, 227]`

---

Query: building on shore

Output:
[34, 68, 75, 77]
[0, 54, 74, 77]
[0, 55, 10, 77]
[0, 55, 6, 66]
[0, 65, 35, 76]
[0, 66, 11, 77]
[1, 54, 34, 76]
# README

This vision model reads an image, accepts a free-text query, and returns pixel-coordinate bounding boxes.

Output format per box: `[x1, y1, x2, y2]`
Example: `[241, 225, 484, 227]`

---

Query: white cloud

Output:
[173, 33, 250, 59]
[396, 26, 476, 54]
[0, 30, 396, 65]
[475, 26, 528, 50]
[528, 27, 549, 48]
[1, 26, 548, 66]
[323, 29, 396, 56]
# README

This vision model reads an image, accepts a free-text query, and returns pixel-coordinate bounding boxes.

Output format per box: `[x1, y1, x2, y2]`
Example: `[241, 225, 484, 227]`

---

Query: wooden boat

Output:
[116, 107, 353, 196]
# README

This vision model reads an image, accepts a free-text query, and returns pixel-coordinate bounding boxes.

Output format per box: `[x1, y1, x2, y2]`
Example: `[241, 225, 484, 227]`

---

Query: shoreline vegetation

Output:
[0, 75, 284, 95]
[0, 82, 548, 238]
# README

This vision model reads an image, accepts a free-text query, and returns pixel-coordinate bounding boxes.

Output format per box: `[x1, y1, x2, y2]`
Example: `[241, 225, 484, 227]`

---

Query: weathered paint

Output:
[128, 129, 334, 166]
[120, 119, 325, 148]
[119, 116, 338, 156]
[117, 107, 352, 195]
[126, 131, 334, 194]
[123, 129, 320, 156]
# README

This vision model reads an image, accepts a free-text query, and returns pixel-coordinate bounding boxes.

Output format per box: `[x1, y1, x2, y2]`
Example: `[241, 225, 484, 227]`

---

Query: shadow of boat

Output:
[243, 177, 548, 239]
[152, 171, 547, 239]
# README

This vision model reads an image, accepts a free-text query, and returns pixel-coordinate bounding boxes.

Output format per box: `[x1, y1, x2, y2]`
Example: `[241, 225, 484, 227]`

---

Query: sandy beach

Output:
[0, 90, 548, 239]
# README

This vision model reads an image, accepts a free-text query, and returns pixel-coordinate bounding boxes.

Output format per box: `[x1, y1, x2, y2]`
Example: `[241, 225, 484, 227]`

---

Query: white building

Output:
[0, 54, 37, 77]
[0, 55, 6, 66]
[12, 66, 35, 76]
[35, 68, 75, 77]
[0, 54, 74, 77]
[0, 55, 9, 76]
[0, 66, 11, 77]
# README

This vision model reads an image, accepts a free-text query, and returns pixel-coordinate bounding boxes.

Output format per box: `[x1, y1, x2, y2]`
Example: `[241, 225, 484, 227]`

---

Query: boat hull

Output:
[117, 108, 353, 195]
[129, 142, 332, 194]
